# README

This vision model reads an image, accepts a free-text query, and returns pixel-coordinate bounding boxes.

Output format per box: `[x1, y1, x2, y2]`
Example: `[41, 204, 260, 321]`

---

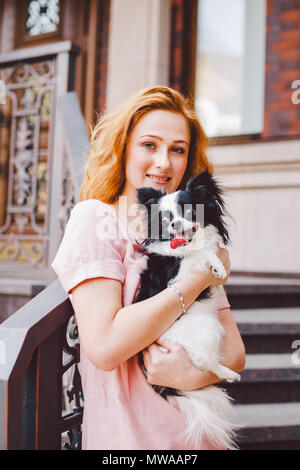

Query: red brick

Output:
[278, 49, 300, 61]
[279, 29, 300, 42]
[279, 70, 300, 81]
[271, 40, 300, 53]
[279, 9, 300, 23]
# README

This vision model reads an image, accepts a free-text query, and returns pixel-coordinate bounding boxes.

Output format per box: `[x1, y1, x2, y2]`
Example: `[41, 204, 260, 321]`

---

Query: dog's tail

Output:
[169, 385, 240, 450]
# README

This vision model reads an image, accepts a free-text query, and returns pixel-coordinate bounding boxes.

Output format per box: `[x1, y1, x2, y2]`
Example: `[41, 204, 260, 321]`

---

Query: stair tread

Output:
[233, 402, 300, 427]
[233, 308, 300, 324]
[228, 277, 300, 286]
[245, 354, 299, 370]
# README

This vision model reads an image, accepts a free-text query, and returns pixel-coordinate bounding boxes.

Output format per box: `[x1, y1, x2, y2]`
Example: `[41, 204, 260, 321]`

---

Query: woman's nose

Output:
[154, 147, 171, 170]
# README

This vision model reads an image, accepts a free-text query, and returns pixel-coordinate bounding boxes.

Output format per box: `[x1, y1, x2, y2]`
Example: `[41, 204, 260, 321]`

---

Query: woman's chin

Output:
[145, 180, 172, 192]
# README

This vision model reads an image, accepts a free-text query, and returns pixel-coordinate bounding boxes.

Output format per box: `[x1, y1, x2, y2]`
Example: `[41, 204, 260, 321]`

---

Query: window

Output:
[195, 0, 266, 138]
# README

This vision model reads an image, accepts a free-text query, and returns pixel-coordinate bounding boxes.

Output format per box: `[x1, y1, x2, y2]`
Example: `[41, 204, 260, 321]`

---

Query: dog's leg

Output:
[203, 250, 227, 279]
[210, 363, 241, 383]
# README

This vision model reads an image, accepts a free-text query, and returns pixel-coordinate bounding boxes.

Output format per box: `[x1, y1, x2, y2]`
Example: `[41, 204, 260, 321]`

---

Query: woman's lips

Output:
[146, 174, 171, 185]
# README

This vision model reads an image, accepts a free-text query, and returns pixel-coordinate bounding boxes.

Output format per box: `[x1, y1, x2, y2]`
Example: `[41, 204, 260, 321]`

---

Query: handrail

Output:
[0, 280, 78, 449]
[0, 40, 80, 66]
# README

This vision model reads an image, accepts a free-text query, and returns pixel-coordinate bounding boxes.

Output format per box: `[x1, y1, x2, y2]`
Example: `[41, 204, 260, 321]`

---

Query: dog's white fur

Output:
[147, 192, 241, 450]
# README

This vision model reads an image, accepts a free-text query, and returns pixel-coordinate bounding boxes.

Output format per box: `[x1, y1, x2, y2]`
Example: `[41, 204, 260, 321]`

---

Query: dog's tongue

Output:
[170, 237, 188, 249]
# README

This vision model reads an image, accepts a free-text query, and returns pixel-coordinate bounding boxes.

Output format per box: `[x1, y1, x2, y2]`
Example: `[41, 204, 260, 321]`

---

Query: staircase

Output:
[224, 276, 300, 450]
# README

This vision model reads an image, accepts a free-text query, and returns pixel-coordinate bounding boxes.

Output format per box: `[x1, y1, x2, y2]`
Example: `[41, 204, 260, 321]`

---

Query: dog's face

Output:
[137, 170, 229, 248]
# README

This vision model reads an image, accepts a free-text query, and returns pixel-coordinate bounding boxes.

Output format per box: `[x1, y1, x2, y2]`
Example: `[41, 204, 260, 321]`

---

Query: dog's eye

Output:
[185, 208, 196, 218]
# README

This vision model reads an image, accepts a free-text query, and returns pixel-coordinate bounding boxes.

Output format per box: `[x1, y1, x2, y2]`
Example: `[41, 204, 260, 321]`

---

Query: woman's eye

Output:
[143, 142, 155, 150]
[172, 147, 185, 154]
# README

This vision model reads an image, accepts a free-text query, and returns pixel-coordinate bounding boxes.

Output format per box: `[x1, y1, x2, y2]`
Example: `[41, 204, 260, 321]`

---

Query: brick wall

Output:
[95, 0, 110, 116]
[169, 0, 185, 92]
[169, 0, 196, 98]
[263, 0, 300, 137]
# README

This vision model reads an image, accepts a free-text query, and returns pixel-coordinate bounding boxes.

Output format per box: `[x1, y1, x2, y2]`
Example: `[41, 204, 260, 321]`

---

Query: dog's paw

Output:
[226, 371, 241, 383]
[211, 263, 227, 279]
[213, 364, 241, 383]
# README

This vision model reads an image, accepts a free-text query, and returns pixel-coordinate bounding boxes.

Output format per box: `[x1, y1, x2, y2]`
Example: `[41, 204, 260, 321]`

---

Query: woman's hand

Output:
[142, 308, 245, 391]
[142, 338, 202, 390]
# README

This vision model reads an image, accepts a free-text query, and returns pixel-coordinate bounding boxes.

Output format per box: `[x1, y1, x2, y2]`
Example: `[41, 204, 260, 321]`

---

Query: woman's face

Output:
[122, 110, 190, 204]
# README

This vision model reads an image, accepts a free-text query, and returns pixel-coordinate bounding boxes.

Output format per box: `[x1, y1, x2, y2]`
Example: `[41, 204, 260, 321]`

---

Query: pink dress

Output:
[51, 199, 231, 450]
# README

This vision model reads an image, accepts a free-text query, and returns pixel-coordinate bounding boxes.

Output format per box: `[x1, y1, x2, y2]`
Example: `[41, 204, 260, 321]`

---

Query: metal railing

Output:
[0, 41, 90, 450]
[0, 279, 83, 450]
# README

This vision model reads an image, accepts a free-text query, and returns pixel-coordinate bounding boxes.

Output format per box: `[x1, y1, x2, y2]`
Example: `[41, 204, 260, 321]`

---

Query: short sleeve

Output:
[217, 286, 231, 310]
[51, 200, 126, 295]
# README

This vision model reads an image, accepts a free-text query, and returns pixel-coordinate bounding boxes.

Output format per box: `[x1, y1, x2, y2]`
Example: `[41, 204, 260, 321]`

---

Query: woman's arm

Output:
[72, 247, 231, 372]
[143, 307, 246, 391]
[72, 271, 213, 371]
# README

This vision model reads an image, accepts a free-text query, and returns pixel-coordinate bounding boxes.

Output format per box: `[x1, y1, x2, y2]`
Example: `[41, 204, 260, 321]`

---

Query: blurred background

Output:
[0, 0, 300, 450]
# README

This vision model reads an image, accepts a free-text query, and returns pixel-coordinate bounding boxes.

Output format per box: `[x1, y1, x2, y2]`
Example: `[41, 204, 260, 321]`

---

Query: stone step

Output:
[231, 308, 300, 353]
[233, 307, 300, 324]
[225, 280, 300, 309]
[228, 276, 300, 286]
[223, 354, 300, 404]
[245, 353, 300, 374]
[239, 331, 298, 354]
[233, 402, 300, 450]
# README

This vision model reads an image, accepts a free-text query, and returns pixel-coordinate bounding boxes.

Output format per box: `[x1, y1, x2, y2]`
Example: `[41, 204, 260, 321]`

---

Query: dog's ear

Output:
[187, 170, 225, 209]
[187, 170, 229, 244]
[136, 187, 164, 207]
[186, 170, 212, 197]
[137, 187, 162, 206]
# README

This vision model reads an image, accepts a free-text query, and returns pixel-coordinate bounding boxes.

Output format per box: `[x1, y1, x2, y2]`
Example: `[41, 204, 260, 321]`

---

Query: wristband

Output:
[167, 280, 187, 315]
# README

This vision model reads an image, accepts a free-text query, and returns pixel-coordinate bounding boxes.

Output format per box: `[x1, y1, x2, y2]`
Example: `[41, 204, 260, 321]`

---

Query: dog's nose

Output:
[171, 220, 182, 231]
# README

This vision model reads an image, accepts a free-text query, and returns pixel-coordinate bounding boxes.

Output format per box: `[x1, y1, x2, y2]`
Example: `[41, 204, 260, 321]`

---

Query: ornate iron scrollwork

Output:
[61, 316, 84, 450]
[0, 60, 56, 267]
[0, 56, 77, 269]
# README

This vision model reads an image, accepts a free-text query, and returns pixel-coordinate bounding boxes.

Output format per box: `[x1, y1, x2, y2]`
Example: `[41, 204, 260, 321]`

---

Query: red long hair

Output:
[80, 86, 212, 203]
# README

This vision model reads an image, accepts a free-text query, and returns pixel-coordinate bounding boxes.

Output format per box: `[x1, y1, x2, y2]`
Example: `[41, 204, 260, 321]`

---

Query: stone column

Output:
[106, 0, 171, 111]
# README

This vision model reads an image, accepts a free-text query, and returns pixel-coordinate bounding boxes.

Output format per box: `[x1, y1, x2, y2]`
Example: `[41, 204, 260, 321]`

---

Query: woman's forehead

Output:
[131, 109, 190, 141]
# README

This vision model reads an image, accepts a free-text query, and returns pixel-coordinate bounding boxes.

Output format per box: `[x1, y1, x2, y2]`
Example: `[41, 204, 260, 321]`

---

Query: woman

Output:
[51, 86, 245, 450]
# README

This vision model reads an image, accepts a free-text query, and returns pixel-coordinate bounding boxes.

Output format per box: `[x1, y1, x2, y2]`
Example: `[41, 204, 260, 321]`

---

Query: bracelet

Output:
[167, 280, 187, 315]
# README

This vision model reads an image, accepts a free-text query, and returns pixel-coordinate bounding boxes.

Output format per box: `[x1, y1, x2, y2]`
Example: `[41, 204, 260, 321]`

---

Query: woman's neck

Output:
[110, 191, 146, 241]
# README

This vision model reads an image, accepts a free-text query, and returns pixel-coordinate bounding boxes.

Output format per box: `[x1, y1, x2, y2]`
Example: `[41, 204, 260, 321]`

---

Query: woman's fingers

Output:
[142, 348, 149, 370]
[154, 338, 175, 352]
[142, 342, 169, 376]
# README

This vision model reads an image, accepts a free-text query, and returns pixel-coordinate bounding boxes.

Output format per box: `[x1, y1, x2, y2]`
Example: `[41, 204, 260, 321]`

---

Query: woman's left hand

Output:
[142, 339, 200, 390]
[142, 307, 246, 391]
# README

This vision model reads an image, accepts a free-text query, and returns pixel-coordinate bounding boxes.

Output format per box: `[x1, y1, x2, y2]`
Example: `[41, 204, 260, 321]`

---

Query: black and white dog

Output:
[135, 170, 240, 450]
